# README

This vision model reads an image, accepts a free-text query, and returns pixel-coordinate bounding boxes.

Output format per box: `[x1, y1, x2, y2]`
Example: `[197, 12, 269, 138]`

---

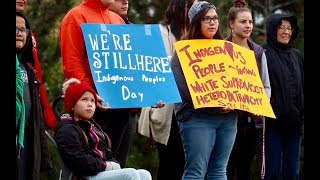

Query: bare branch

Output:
[271, 1, 295, 12]
[249, 0, 265, 10]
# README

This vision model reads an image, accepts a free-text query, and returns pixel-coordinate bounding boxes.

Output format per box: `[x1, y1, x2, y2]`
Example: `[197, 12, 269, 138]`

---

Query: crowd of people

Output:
[16, 0, 304, 179]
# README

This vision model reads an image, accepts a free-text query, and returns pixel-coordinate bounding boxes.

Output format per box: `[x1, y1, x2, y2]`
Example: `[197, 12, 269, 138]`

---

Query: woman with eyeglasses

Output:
[16, 11, 53, 180]
[225, 0, 271, 180]
[138, 0, 198, 180]
[16, 0, 58, 133]
[170, 1, 238, 179]
[262, 13, 304, 180]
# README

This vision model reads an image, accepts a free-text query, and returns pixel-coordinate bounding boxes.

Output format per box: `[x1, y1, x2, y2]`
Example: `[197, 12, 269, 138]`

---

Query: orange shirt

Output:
[59, 0, 125, 89]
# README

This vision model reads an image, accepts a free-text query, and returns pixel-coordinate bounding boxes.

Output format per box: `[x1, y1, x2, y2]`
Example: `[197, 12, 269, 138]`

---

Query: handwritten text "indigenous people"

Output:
[177, 43, 264, 110]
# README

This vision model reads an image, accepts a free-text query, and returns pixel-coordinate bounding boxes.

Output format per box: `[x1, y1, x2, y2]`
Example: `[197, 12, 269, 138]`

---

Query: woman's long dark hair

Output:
[184, 7, 224, 40]
[159, 0, 196, 40]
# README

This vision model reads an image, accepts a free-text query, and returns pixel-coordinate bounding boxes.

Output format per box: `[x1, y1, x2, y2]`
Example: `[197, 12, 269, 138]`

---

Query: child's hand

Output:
[105, 161, 121, 171]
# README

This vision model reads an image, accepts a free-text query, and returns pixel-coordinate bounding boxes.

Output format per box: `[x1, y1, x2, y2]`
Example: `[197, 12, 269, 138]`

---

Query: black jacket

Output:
[55, 117, 116, 178]
[262, 13, 304, 134]
[16, 11, 53, 180]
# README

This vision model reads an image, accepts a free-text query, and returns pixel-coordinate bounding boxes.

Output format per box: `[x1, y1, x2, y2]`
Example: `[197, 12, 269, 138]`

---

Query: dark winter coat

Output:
[16, 11, 57, 131]
[16, 11, 53, 180]
[262, 13, 304, 134]
[55, 117, 116, 179]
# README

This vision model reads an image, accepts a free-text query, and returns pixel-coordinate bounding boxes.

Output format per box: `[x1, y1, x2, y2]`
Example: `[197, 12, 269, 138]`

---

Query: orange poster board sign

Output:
[174, 39, 275, 118]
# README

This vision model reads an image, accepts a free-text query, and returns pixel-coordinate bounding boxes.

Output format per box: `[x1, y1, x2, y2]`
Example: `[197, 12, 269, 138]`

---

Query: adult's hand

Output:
[152, 100, 165, 108]
[219, 106, 234, 114]
[96, 94, 110, 111]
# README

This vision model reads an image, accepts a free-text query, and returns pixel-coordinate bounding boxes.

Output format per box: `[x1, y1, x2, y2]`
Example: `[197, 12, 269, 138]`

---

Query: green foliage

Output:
[126, 134, 159, 177]
[24, 0, 78, 102]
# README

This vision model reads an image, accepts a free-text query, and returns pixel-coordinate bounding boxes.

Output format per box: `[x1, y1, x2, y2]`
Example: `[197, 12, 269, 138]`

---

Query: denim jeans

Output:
[87, 168, 152, 180]
[227, 121, 261, 180]
[265, 131, 302, 180]
[177, 109, 237, 180]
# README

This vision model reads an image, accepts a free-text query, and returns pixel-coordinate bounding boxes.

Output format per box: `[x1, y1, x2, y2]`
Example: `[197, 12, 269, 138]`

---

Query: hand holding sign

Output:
[81, 24, 182, 108]
[174, 39, 275, 118]
[96, 94, 110, 111]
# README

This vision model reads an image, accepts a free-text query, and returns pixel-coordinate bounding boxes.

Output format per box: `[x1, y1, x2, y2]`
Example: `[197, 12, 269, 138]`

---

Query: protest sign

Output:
[174, 39, 275, 118]
[81, 24, 181, 108]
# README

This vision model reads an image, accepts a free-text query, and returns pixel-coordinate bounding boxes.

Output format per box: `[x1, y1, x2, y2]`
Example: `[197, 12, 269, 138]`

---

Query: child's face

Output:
[73, 91, 96, 120]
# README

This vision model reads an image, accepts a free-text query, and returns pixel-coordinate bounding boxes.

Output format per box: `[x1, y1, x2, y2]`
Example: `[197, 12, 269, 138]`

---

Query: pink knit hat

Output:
[63, 82, 98, 113]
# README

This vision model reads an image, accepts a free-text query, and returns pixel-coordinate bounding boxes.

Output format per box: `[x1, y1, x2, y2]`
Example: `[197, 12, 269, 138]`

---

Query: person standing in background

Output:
[138, 0, 197, 179]
[109, 0, 131, 24]
[225, 0, 271, 180]
[16, 0, 57, 131]
[59, 0, 139, 169]
[108, 0, 139, 167]
[170, 1, 238, 179]
[16, 11, 53, 180]
[262, 13, 304, 180]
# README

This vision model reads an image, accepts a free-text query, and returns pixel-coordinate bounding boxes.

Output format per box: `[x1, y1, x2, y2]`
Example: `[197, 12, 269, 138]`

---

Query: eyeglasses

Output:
[16, 27, 30, 36]
[202, 16, 220, 24]
[278, 25, 293, 33]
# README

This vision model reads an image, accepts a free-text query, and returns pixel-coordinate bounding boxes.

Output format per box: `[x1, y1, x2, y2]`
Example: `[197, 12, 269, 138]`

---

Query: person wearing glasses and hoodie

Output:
[262, 13, 304, 180]
[16, 11, 53, 180]
[16, 0, 57, 131]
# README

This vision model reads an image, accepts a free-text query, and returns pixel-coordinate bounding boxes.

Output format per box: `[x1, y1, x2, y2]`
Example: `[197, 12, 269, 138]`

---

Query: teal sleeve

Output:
[16, 56, 25, 148]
